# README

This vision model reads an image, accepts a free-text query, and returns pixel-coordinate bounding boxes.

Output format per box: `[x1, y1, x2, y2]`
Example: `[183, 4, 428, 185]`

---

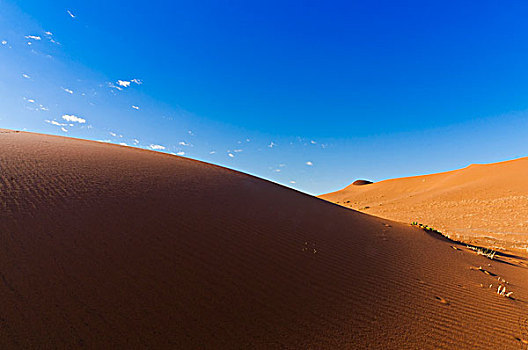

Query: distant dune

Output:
[321, 158, 528, 256]
[1, 129, 527, 348]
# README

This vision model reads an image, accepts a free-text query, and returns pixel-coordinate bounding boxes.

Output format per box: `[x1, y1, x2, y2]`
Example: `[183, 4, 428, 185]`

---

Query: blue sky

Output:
[1, 1, 528, 195]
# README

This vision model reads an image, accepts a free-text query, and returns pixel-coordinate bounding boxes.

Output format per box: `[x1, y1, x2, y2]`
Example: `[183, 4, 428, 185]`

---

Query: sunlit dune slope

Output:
[321, 158, 528, 254]
[0, 129, 527, 349]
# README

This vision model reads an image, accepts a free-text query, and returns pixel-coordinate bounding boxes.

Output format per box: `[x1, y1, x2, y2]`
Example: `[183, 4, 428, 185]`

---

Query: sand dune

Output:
[1, 129, 527, 348]
[321, 158, 528, 256]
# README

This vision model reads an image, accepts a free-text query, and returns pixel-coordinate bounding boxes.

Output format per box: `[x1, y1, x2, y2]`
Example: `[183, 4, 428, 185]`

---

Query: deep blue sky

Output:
[1, 1, 528, 194]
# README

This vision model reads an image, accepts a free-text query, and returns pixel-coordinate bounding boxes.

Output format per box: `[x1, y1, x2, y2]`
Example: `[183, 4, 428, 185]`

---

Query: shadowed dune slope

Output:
[0, 130, 527, 349]
[321, 158, 528, 254]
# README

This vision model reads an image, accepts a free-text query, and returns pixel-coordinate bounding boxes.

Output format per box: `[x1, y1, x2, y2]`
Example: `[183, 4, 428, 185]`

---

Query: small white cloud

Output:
[61, 127, 68, 132]
[178, 141, 190, 146]
[62, 88, 73, 94]
[62, 114, 86, 123]
[233, 149, 243, 153]
[25, 35, 41, 40]
[290, 180, 296, 184]
[209, 151, 216, 154]
[117, 80, 131, 88]
[131, 78, 142, 85]
[133, 139, 140, 145]
[109, 132, 117, 137]
[149, 144, 166, 150]
[67, 10, 76, 18]
[45, 31, 53, 36]
[268, 141, 276, 148]
[131, 105, 139, 110]
[119, 142, 128, 146]
[188, 130, 194, 136]
[306, 161, 313, 166]
[274, 169, 281, 172]
[27, 99, 35, 103]
[22, 73, 30, 79]
[1, 40, 7, 45]
[45, 120, 66, 126]
[246, 138, 250, 142]
[176, 151, 185, 156]
[310, 140, 317, 144]
[40, 105, 49, 111]
[228, 153, 234, 158]
[27, 42, 32, 45]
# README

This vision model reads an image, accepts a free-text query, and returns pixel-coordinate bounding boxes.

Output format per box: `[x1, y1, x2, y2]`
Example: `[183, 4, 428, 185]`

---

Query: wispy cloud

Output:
[45, 120, 67, 126]
[62, 114, 86, 123]
[306, 161, 313, 166]
[176, 151, 185, 156]
[149, 144, 166, 150]
[132, 105, 140, 110]
[62, 87, 73, 94]
[44, 31, 53, 36]
[117, 80, 131, 88]
[290, 180, 296, 184]
[25, 35, 41, 40]
[67, 10, 76, 18]
[268, 141, 276, 148]
[131, 79, 142, 85]
[61, 127, 68, 132]
[178, 141, 190, 146]
[22, 73, 30, 79]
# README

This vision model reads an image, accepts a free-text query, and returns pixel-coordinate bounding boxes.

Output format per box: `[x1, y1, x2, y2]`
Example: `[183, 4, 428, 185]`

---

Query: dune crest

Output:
[321, 157, 528, 255]
[0, 130, 527, 349]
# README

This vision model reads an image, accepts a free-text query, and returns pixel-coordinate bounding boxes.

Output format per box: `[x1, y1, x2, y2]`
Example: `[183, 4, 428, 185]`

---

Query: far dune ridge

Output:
[321, 158, 528, 255]
[0, 129, 527, 349]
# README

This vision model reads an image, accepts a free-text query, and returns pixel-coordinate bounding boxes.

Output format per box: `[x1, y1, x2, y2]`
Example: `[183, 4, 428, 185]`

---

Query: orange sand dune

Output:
[1, 129, 527, 348]
[321, 158, 528, 255]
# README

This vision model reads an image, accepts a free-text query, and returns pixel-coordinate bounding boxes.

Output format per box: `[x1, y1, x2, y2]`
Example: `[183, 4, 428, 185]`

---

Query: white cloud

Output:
[117, 80, 131, 88]
[274, 169, 281, 172]
[188, 130, 194, 136]
[233, 149, 243, 153]
[109, 132, 117, 137]
[176, 151, 185, 156]
[132, 105, 139, 110]
[290, 180, 296, 184]
[27, 99, 35, 103]
[22, 73, 30, 79]
[1, 40, 7, 45]
[209, 151, 216, 154]
[310, 140, 317, 144]
[67, 10, 76, 18]
[133, 139, 140, 145]
[45, 31, 53, 36]
[62, 88, 73, 94]
[131, 78, 142, 85]
[61, 127, 68, 132]
[25, 35, 41, 40]
[178, 141, 190, 146]
[149, 144, 166, 150]
[62, 114, 86, 123]
[45, 120, 66, 126]
[27, 42, 32, 46]
[306, 161, 313, 166]
[268, 141, 276, 148]
[228, 153, 234, 158]
[119, 142, 128, 146]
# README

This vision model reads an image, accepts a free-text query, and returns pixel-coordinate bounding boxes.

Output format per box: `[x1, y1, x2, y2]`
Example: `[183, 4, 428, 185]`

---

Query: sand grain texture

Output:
[0, 130, 527, 349]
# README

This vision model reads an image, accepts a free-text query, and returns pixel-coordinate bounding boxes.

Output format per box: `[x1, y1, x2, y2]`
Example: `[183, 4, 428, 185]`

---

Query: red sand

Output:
[1, 130, 527, 348]
[321, 158, 528, 256]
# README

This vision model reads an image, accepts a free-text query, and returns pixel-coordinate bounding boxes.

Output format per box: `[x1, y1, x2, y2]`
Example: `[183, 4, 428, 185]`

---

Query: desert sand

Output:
[321, 158, 528, 256]
[0, 129, 527, 348]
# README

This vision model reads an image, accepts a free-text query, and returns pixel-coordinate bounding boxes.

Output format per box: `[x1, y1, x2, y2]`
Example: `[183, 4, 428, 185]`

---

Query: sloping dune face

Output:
[0, 130, 527, 349]
[321, 159, 528, 254]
